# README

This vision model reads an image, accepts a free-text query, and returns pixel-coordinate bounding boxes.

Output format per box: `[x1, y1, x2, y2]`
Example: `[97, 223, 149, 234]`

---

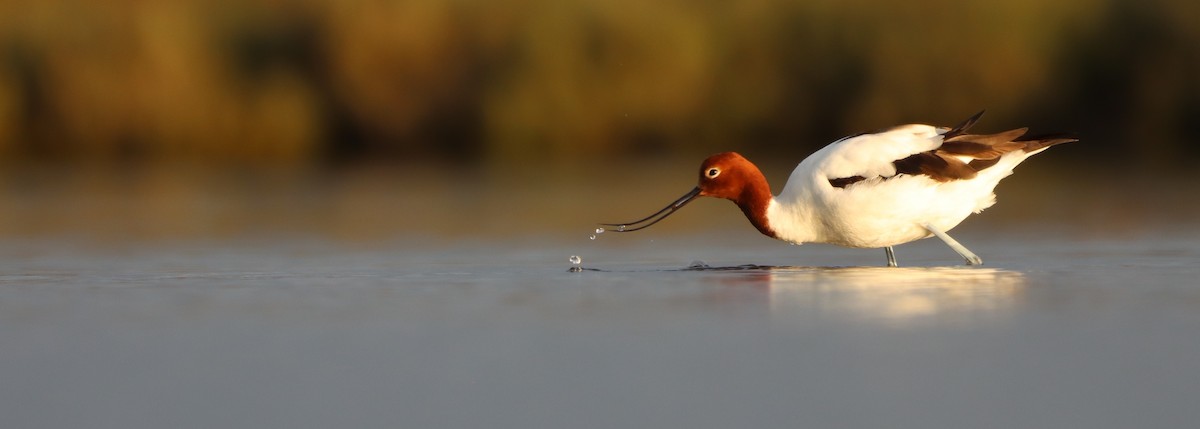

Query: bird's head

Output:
[602, 152, 768, 233]
[695, 152, 758, 201]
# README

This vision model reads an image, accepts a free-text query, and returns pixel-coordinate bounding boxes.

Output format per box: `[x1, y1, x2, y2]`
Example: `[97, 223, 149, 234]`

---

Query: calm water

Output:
[3, 227, 1200, 429]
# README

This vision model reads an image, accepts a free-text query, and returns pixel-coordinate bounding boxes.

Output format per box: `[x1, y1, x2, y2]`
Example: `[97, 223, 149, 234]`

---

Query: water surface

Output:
[2, 229, 1199, 429]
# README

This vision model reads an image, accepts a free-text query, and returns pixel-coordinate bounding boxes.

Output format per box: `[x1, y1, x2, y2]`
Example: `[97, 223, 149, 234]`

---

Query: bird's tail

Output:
[943, 110, 1078, 155]
[1014, 132, 1078, 154]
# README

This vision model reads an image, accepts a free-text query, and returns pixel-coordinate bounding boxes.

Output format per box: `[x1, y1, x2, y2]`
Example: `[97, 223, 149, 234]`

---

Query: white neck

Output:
[764, 197, 819, 244]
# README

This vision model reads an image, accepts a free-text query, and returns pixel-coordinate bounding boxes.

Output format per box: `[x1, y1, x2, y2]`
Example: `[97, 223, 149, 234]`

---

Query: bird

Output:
[602, 111, 1076, 266]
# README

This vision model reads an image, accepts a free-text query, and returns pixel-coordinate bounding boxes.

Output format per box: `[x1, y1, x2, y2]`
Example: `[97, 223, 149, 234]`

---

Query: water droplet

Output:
[617, 225, 626, 232]
[595, 227, 605, 234]
[589, 235, 596, 240]
[569, 255, 582, 265]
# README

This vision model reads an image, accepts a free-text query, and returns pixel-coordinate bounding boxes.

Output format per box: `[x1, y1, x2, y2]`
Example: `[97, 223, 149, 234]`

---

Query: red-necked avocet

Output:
[603, 111, 1076, 267]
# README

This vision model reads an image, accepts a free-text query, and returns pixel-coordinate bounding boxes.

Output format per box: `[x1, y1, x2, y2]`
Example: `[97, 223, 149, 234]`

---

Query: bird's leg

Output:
[884, 246, 898, 267]
[922, 223, 983, 265]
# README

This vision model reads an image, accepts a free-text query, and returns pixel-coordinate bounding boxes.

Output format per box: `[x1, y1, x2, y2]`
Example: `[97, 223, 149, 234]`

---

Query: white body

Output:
[766, 125, 1042, 248]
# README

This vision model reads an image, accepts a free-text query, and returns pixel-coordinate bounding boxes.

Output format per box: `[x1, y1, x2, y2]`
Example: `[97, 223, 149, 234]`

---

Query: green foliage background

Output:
[1, 0, 1196, 167]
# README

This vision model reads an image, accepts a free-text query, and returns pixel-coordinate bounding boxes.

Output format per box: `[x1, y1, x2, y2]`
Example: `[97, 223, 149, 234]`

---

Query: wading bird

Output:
[603, 111, 1075, 266]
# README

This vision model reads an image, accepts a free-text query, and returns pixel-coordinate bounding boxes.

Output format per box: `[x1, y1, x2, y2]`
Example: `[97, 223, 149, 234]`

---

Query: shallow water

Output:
[3, 227, 1200, 429]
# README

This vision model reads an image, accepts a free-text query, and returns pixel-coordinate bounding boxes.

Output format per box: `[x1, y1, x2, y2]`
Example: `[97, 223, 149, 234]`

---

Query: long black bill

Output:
[601, 187, 702, 232]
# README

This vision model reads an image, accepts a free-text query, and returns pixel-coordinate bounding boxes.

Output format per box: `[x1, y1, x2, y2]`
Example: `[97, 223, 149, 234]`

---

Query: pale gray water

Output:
[3, 227, 1200, 429]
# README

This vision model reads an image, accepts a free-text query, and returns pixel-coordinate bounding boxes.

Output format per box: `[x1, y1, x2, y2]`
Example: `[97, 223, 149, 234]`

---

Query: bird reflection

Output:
[727, 266, 1025, 326]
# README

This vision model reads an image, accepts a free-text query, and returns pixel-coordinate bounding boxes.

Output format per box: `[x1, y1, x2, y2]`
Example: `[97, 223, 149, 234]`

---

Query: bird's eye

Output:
[707, 168, 720, 178]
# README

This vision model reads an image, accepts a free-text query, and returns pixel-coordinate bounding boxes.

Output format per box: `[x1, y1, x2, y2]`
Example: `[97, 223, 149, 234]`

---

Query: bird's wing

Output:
[818, 111, 1075, 188]
[812, 123, 947, 183]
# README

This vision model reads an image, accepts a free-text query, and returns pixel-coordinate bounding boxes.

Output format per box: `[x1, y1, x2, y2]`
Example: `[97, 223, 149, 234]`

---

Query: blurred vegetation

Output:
[0, 0, 1197, 167]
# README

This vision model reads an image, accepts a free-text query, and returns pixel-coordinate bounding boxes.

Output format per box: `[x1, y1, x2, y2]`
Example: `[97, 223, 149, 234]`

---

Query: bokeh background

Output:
[1, 0, 1197, 241]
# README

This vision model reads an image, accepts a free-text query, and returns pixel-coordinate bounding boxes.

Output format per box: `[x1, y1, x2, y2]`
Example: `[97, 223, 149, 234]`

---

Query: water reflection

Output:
[760, 267, 1026, 326]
